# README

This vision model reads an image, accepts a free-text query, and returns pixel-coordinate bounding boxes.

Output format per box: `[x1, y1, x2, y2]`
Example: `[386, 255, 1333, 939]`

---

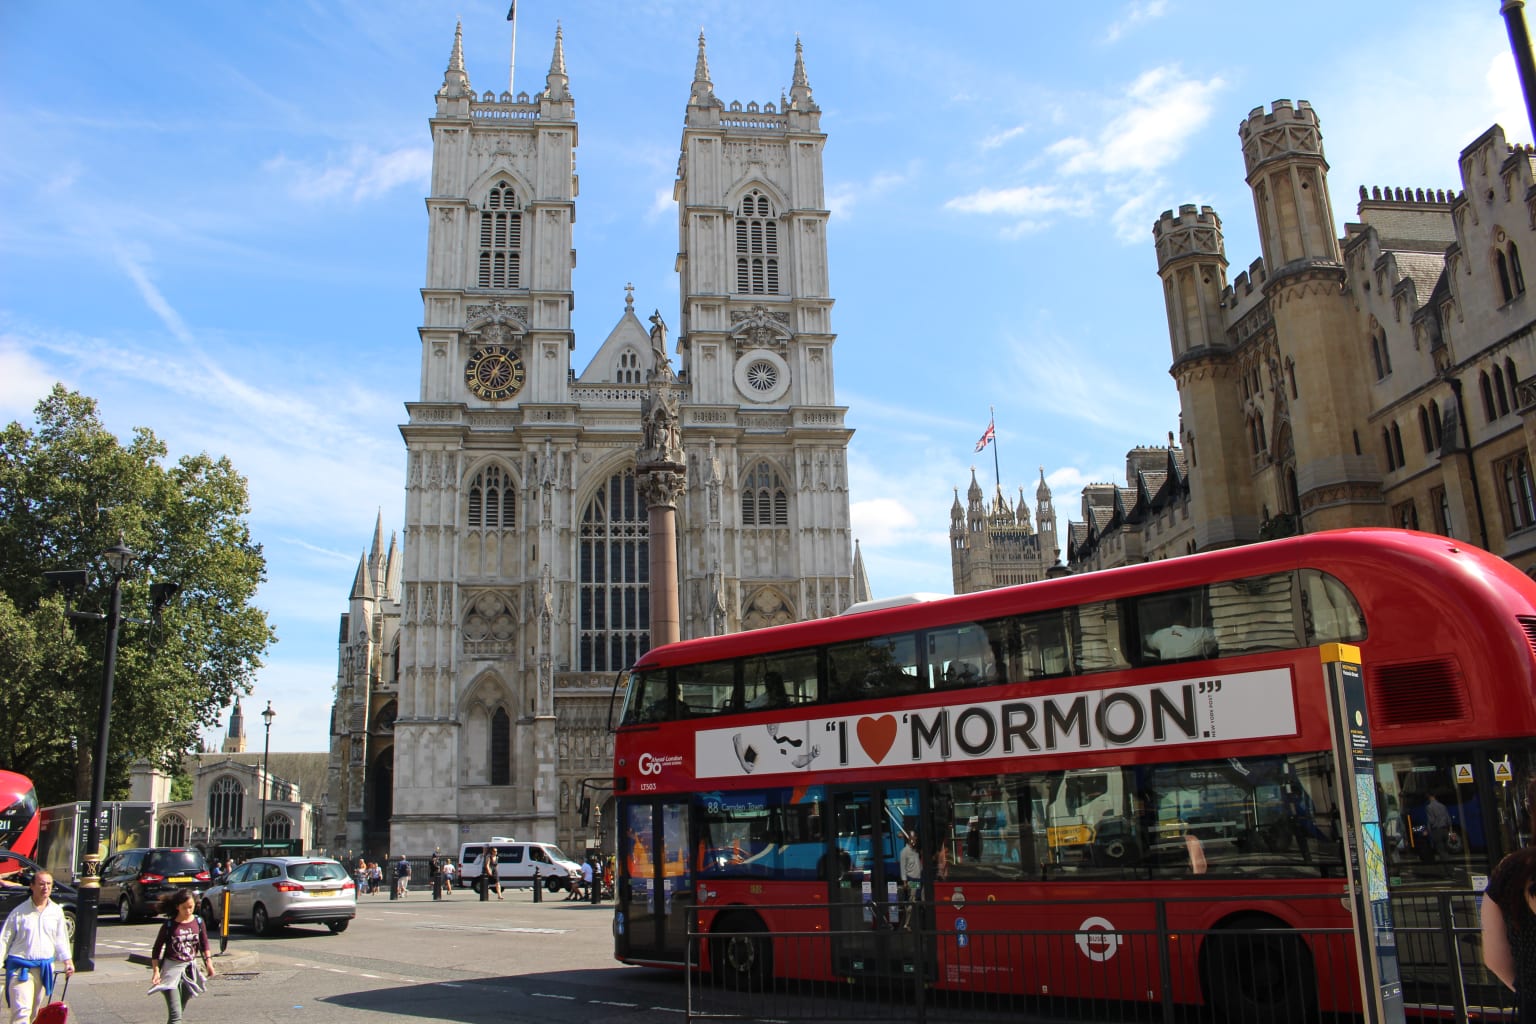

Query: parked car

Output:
[0, 852, 80, 940]
[458, 838, 583, 893]
[101, 847, 210, 923]
[200, 856, 355, 936]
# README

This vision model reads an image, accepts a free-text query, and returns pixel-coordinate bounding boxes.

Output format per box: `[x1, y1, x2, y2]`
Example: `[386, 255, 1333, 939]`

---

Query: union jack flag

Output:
[974, 421, 995, 452]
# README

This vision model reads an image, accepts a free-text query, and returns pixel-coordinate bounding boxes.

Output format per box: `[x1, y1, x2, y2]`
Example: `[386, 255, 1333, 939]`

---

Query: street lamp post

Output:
[260, 701, 275, 851]
[60, 542, 133, 972]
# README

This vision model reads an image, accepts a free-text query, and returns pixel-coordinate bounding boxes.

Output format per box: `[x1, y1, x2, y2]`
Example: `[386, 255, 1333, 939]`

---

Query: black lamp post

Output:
[52, 541, 135, 971]
[260, 701, 275, 850]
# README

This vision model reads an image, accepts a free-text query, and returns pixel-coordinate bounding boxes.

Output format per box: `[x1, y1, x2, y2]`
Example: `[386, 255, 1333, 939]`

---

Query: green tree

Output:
[0, 386, 275, 806]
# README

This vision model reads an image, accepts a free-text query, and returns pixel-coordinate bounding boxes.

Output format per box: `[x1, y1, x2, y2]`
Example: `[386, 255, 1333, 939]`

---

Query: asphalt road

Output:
[54, 887, 691, 1024]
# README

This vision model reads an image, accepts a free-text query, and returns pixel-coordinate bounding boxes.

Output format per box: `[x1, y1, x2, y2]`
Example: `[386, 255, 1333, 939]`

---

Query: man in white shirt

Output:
[1144, 598, 1216, 660]
[1, 872, 74, 1024]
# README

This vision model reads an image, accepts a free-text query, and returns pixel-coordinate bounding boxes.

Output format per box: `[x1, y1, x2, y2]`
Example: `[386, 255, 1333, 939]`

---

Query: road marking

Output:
[532, 992, 577, 1000]
[652, 1006, 687, 1014]
[590, 1000, 637, 1007]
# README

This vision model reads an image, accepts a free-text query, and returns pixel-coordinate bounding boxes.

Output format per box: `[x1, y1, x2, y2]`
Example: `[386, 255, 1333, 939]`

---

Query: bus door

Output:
[617, 799, 694, 965]
[828, 785, 929, 979]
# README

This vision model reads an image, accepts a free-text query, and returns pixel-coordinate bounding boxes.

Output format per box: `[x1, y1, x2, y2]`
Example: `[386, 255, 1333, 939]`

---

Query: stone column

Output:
[637, 318, 686, 648]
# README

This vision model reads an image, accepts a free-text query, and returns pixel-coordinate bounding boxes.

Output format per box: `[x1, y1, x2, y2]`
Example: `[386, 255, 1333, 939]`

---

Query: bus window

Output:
[926, 623, 992, 688]
[1071, 602, 1129, 673]
[621, 669, 672, 724]
[745, 649, 818, 708]
[1206, 572, 1295, 654]
[826, 633, 921, 703]
[677, 661, 737, 716]
[1136, 586, 1217, 663]
[1299, 569, 1366, 645]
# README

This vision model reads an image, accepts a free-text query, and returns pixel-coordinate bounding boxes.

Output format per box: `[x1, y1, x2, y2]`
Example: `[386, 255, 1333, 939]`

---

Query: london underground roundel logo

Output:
[1075, 916, 1122, 962]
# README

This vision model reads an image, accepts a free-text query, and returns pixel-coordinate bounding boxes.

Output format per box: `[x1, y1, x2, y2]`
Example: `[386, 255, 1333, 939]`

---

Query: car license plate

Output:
[311, 889, 338, 897]
[169, 876, 193, 883]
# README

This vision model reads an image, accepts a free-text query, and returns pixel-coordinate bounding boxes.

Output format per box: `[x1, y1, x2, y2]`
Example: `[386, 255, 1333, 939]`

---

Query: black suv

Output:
[101, 847, 210, 923]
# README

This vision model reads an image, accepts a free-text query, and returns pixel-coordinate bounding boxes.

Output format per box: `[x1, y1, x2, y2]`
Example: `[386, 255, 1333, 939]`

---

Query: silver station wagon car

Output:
[200, 856, 356, 936]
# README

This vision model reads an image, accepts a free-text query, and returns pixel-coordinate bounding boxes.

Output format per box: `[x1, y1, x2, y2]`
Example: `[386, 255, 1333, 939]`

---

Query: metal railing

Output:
[679, 891, 1519, 1023]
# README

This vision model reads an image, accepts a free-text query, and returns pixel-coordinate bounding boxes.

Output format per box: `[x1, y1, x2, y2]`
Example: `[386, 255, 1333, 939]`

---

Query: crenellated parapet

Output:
[1359, 185, 1458, 206]
[1154, 204, 1225, 271]
[1240, 99, 1325, 178]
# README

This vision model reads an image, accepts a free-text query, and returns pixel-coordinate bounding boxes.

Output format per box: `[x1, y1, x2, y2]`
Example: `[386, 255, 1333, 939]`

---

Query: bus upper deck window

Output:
[1300, 570, 1366, 645]
[622, 669, 671, 724]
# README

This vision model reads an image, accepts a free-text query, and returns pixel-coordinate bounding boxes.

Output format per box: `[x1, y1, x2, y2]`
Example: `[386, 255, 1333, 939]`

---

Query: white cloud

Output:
[0, 339, 60, 420]
[981, 125, 1029, 151]
[945, 183, 1092, 218]
[1104, 0, 1169, 44]
[1488, 52, 1531, 147]
[1053, 66, 1224, 176]
[265, 145, 431, 202]
[827, 168, 911, 220]
[112, 245, 195, 344]
[646, 184, 674, 223]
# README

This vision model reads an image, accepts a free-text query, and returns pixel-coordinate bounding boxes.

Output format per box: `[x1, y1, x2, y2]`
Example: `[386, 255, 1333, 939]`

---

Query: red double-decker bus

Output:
[611, 529, 1536, 1018]
[0, 771, 40, 861]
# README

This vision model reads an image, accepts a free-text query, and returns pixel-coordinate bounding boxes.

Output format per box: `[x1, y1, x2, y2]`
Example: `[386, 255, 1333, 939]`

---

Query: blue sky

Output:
[1, 1, 1525, 754]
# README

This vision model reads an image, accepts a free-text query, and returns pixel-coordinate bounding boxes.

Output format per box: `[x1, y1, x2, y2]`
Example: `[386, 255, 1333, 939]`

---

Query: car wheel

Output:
[118, 895, 135, 925]
[62, 908, 77, 943]
[253, 904, 276, 937]
[327, 919, 349, 934]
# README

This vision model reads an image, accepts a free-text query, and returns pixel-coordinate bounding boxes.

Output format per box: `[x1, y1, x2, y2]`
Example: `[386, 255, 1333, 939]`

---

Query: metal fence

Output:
[682, 892, 1519, 1024]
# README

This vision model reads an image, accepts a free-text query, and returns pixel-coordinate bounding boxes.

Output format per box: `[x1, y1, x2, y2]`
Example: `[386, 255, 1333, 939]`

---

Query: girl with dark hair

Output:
[149, 888, 214, 1023]
[1482, 846, 1536, 1022]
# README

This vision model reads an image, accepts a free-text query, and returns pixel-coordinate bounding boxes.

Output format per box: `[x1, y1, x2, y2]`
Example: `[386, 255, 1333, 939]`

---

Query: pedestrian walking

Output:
[485, 847, 502, 900]
[394, 854, 412, 898]
[148, 888, 215, 1024]
[1482, 845, 1536, 1022]
[429, 851, 443, 900]
[368, 861, 382, 895]
[573, 858, 594, 901]
[1, 871, 73, 1024]
[442, 859, 455, 895]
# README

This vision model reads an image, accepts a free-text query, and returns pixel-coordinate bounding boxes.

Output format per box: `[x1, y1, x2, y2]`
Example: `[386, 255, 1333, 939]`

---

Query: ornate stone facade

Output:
[326, 23, 855, 859]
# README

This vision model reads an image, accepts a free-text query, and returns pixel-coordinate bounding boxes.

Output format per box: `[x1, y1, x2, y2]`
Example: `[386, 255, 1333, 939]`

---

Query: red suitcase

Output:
[34, 975, 70, 1024]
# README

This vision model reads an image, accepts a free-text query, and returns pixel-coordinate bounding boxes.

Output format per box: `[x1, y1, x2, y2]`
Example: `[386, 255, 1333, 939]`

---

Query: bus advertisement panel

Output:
[612, 529, 1536, 1018]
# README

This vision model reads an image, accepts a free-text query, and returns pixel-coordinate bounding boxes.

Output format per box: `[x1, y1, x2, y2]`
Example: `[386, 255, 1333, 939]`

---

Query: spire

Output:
[550, 21, 566, 76]
[369, 510, 384, 563]
[384, 532, 401, 600]
[1036, 465, 1053, 503]
[690, 30, 717, 107]
[439, 20, 471, 99]
[788, 35, 817, 111]
[851, 540, 872, 605]
[222, 698, 247, 754]
[951, 487, 964, 517]
[350, 554, 374, 601]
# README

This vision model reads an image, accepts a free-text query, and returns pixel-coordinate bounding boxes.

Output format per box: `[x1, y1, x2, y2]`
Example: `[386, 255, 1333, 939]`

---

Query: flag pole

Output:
[507, 2, 518, 95]
[990, 405, 1002, 492]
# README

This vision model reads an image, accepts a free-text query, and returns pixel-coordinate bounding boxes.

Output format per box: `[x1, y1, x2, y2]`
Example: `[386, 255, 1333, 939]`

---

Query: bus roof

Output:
[628, 528, 1536, 672]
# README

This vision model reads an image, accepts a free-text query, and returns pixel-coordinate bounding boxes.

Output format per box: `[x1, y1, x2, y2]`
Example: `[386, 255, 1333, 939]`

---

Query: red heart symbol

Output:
[856, 715, 898, 763]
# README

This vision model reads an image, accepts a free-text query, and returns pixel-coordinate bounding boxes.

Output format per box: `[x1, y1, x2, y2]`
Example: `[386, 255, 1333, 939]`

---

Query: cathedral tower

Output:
[1239, 100, 1383, 530]
[362, 23, 855, 860]
[1154, 204, 1256, 546]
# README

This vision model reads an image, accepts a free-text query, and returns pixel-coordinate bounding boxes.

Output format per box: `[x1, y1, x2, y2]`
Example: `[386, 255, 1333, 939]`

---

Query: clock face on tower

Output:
[464, 345, 526, 401]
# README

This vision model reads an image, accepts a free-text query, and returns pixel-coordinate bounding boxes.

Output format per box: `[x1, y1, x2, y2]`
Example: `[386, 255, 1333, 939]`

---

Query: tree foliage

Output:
[0, 387, 275, 806]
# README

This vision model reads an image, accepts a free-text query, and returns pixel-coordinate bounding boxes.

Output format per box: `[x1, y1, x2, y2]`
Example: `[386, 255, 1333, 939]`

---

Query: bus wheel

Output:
[1201, 917, 1315, 1024]
[711, 912, 772, 990]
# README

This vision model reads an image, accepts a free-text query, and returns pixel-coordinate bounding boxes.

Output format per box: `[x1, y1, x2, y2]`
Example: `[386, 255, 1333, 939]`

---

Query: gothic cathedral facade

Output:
[326, 24, 855, 859]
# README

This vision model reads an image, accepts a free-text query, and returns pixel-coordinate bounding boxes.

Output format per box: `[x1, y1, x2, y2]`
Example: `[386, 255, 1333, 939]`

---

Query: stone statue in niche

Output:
[648, 310, 674, 380]
[640, 390, 682, 458]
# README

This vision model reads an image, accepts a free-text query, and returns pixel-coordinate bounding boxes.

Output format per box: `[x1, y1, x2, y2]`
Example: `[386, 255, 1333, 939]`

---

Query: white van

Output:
[458, 837, 583, 893]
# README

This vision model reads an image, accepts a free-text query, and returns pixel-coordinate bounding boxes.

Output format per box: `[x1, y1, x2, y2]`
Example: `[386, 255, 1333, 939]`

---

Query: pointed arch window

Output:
[467, 464, 516, 531]
[158, 813, 188, 847]
[1418, 406, 1434, 454]
[1481, 371, 1499, 422]
[478, 181, 523, 289]
[1369, 326, 1392, 380]
[1391, 423, 1405, 468]
[1428, 399, 1443, 450]
[617, 349, 642, 384]
[1506, 357, 1521, 411]
[208, 776, 243, 832]
[741, 460, 789, 526]
[263, 813, 292, 841]
[1500, 452, 1536, 532]
[1495, 365, 1511, 416]
[490, 707, 511, 785]
[734, 190, 781, 296]
[1382, 428, 1397, 471]
[579, 470, 650, 672]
